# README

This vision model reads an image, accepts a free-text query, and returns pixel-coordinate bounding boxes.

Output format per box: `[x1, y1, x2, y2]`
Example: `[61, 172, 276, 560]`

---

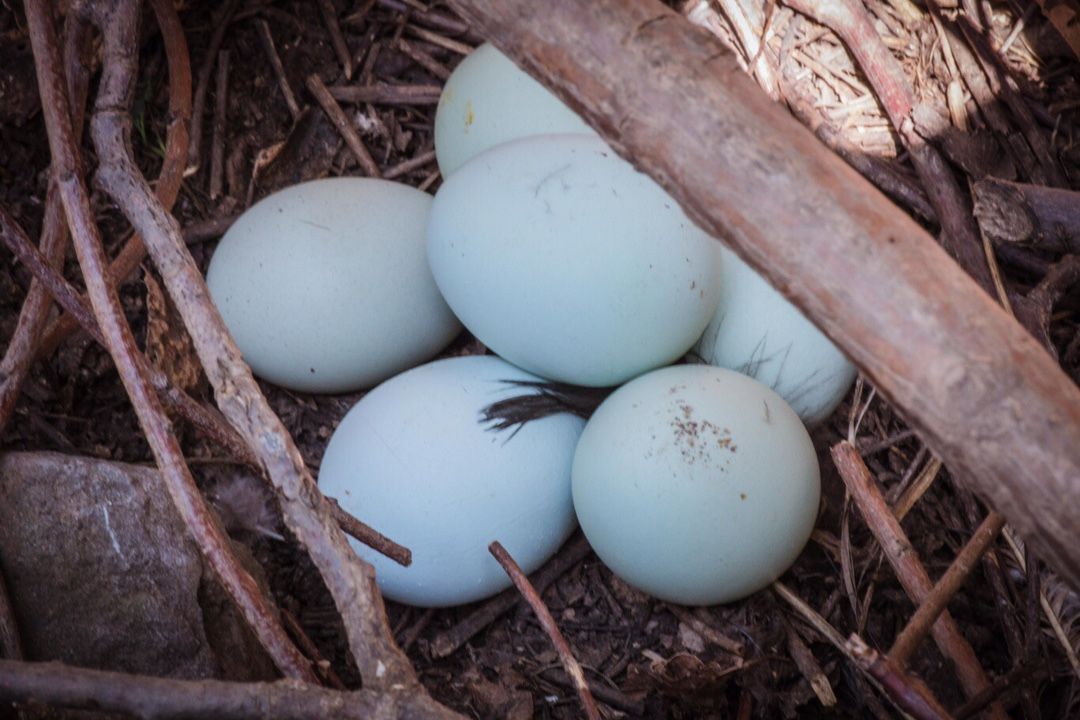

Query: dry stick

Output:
[281, 609, 347, 690]
[0, 16, 96, 435]
[0, 571, 22, 659]
[831, 442, 1003, 717]
[325, 498, 411, 566]
[714, 0, 781, 99]
[0, 190, 70, 435]
[927, 10, 1043, 190]
[847, 635, 955, 720]
[538, 669, 646, 716]
[783, 619, 838, 706]
[183, 213, 239, 244]
[35, 0, 193, 359]
[396, 38, 451, 80]
[188, 0, 240, 170]
[973, 178, 1080, 254]
[306, 74, 382, 177]
[889, 511, 1007, 667]
[953, 662, 1039, 720]
[255, 19, 301, 119]
[689, 2, 937, 223]
[432, 532, 593, 658]
[773, 580, 927, 718]
[446, 0, 1080, 593]
[84, 2, 458, 710]
[405, 24, 473, 55]
[327, 82, 442, 105]
[951, 6, 1068, 188]
[25, 0, 314, 682]
[209, 50, 229, 200]
[384, 149, 436, 179]
[0, 208, 253, 464]
[377, 0, 478, 38]
[0, 659, 390, 719]
[489, 541, 601, 720]
[783, 0, 994, 295]
[0, 209, 414, 568]
[317, 0, 354, 80]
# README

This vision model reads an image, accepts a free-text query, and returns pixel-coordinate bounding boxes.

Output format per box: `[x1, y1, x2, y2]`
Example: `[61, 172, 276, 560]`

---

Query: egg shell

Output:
[317, 355, 585, 607]
[693, 246, 856, 425]
[572, 364, 820, 606]
[427, 134, 724, 387]
[434, 43, 594, 176]
[206, 178, 461, 393]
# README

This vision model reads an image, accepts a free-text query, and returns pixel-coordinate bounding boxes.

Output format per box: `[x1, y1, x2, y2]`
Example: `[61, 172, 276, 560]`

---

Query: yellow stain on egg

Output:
[464, 100, 475, 132]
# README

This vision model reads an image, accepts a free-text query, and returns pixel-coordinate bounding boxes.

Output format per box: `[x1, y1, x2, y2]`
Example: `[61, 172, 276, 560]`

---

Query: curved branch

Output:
[78, 0, 459, 711]
[24, 0, 314, 682]
[35, 0, 193, 358]
[0, 16, 95, 435]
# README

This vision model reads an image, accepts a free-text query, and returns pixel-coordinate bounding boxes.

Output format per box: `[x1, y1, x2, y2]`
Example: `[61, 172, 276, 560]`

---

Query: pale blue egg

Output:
[693, 247, 856, 425]
[427, 135, 723, 387]
[572, 365, 820, 606]
[317, 355, 584, 607]
[206, 178, 461, 394]
[434, 43, 594, 177]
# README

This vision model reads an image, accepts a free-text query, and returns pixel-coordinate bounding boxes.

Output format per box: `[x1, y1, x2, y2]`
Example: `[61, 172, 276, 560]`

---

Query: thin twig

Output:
[377, 0, 478, 38]
[25, 0, 314, 681]
[327, 82, 442, 105]
[255, 19, 301, 119]
[784, 618, 837, 706]
[281, 609, 346, 690]
[187, 0, 239, 171]
[317, 0, 354, 80]
[396, 38, 451, 80]
[209, 49, 230, 200]
[784, 0, 994, 294]
[889, 511, 1006, 667]
[404, 24, 473, 55]
[325, 498, 411, 567]
[432, 533, 593, 658]
[383, 149, 437, 179]
[830, 442, 1003, 717]
[0, 572, 22, 659]
[80, 0, 456, 705]
[847, 635, 955, 720]
[0, 210, 416, 567]
[306, 74, 382, 177]
[35, 0, 193, 359]
[489, 541, 601, 720]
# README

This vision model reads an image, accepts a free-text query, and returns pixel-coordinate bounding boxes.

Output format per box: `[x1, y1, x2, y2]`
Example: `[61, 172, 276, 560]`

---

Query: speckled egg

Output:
[572, 364, 820, 605]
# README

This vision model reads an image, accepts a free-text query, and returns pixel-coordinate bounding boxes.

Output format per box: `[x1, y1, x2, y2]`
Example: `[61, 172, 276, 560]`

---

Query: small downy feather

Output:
[206, 472, 285, 542]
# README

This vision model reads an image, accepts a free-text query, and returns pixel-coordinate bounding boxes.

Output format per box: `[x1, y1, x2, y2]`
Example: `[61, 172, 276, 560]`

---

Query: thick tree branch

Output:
[447, 0, 1080, 591]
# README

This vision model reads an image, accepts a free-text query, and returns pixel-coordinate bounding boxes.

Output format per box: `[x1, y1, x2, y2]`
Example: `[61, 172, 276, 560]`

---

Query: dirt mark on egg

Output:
[670, 401, 737, 468]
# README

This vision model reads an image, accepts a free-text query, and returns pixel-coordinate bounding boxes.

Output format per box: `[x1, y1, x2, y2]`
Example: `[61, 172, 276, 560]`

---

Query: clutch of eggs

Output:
[317, 355, 584, 607]
[206, 178, 461, 393]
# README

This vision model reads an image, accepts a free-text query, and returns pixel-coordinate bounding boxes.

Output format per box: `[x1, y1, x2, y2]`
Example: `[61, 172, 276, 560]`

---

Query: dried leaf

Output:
[144, 270, 203, 395]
